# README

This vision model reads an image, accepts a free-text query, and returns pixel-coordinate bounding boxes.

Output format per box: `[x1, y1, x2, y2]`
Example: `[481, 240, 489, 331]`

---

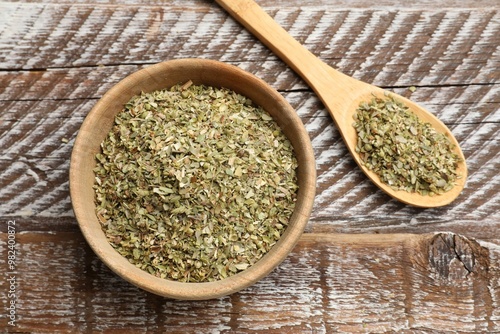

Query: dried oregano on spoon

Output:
[93, 81, 298, 282]
[353, 94, 462, 196]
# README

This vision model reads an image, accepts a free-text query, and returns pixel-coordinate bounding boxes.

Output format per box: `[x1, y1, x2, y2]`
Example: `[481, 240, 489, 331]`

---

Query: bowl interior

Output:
[70, 59, 316, 300]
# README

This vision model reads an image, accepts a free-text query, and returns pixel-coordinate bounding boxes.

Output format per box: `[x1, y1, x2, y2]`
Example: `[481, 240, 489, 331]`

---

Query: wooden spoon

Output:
[215, 0, 467, 208]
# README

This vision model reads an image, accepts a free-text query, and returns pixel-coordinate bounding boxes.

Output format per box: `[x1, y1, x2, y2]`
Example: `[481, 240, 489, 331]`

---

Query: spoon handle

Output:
[214, 0, 355, 104]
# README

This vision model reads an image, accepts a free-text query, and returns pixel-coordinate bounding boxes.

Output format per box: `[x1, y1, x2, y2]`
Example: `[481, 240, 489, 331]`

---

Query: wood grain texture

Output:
[0, 0, 499, 332]
[2, 0, 498, 8]
[1, 3, 498, 233]
[0, 232, 499, 333]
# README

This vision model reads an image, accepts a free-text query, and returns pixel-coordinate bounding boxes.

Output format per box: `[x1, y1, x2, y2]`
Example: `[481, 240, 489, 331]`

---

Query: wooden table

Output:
[1, 0, 499, 332]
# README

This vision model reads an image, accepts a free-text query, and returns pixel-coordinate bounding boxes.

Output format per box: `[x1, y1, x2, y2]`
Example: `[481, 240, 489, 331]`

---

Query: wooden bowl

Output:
[70, 59, 316, 300]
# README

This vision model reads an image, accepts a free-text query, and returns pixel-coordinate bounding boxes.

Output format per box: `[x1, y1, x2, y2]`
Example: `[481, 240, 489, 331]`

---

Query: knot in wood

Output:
[427, 232, 489, 282]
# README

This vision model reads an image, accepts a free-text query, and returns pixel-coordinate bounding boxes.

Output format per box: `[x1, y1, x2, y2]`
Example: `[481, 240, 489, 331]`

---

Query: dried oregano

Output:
[93, 81, 298, 282]
[353, 93, 461, 196]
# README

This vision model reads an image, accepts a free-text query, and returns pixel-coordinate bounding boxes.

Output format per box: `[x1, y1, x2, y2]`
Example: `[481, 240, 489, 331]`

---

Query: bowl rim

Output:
[69, 58, 316, 300]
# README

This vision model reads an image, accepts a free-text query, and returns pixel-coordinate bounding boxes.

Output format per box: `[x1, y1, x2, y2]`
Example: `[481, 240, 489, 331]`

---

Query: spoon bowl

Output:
[216, 0, 467, 207]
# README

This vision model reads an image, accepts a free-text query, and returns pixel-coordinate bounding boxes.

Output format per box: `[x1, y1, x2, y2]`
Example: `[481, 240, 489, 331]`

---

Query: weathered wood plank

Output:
[0, 4, 498, 84]
[0, 73, 498, 234]
[2, 0, 498, 8]
[0, 231, 498, 332]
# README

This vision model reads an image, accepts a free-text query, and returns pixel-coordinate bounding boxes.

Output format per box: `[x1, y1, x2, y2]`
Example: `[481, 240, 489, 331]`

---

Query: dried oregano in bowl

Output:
[93, 81, 299, 283]
[353, 94, 462, 196]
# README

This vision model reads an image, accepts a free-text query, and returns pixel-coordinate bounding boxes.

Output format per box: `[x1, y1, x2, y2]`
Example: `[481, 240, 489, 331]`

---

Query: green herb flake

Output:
[93, 82, 299, 282]
[353, 93, 462, 196]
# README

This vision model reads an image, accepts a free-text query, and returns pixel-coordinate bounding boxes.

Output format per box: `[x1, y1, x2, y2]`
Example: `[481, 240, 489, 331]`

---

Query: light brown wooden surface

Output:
[0, 0, 499, 332]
